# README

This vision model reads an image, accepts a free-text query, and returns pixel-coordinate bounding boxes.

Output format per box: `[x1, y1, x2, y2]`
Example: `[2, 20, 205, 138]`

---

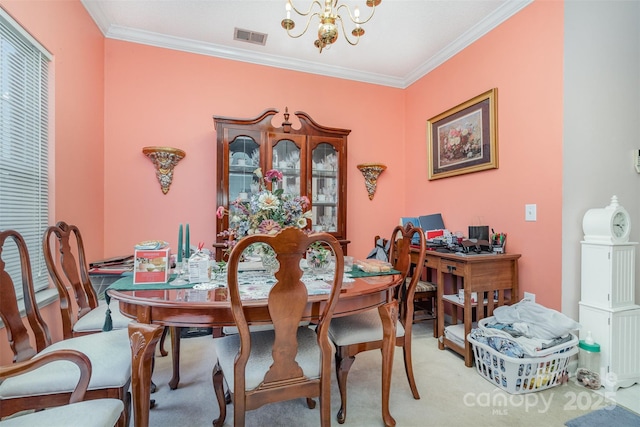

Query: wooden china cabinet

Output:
[213, 108, 350, 260]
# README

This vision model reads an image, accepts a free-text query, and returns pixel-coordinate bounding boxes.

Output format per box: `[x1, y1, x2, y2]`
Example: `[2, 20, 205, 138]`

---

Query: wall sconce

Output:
[142, 146, 186, 194]
[357, 163, 386, 200]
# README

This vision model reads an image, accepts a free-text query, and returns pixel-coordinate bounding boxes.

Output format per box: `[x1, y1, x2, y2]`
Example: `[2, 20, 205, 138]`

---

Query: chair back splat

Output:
[0, 230, 51, 359]
[212, 227, 344, 427]
[43, 221, 98, 338]
[389, 223, 427, 329]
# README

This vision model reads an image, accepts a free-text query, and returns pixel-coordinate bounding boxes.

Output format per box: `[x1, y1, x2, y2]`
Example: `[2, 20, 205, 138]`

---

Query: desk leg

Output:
[129, 322, 163, 427]
[378, 300, 398, 427]
[168, 327, 181, 389]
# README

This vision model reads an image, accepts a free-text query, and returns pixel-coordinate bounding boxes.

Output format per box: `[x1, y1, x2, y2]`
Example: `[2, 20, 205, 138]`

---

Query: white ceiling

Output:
[81, 0, 532, 88]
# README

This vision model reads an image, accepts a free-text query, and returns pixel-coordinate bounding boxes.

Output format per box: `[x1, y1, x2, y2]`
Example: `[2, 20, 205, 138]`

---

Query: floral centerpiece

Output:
[216, 168, 312, 258]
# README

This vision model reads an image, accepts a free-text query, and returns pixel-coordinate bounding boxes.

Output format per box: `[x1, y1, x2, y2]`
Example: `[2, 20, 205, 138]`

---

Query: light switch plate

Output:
[525, 204, 537, 221]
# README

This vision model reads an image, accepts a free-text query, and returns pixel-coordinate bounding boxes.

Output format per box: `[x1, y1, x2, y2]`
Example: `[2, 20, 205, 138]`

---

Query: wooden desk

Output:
[411, 250, 520, 366]
[108, 274, 401, 427]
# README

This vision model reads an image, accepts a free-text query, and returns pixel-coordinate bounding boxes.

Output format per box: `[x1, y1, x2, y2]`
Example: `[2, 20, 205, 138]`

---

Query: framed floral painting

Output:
[427, 88, 498, 180]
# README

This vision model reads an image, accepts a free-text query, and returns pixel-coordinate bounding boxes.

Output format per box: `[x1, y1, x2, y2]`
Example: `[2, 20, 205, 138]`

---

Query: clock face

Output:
[612, 211, 629, 239]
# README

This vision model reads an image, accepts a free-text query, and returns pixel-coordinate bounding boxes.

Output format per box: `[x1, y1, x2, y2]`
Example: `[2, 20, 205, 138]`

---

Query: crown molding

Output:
[83, 0, 532, 89]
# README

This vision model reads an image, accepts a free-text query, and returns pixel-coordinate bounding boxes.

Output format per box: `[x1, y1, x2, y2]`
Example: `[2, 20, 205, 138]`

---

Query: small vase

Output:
[307, 250, 330, 274]
[261, 252, 279, 275]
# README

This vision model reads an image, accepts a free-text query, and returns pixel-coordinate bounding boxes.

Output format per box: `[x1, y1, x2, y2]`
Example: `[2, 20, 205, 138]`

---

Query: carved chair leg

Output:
[378, 301, 398, 427]
[306, 397, 316, 409]
[334, 351, 355, 424]
[212, 361, 227, 427]
[402, 338, 420, 399]
[158, 326, 169, 356]
[150, 356, 157, 394]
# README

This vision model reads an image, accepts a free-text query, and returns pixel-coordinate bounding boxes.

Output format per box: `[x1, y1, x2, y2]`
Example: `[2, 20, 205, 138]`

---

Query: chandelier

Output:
[281, 0, 382, 53]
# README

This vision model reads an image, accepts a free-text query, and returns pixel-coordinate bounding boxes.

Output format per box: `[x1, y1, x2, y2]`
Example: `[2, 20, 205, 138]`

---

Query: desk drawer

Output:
[440, 258, 465, 275]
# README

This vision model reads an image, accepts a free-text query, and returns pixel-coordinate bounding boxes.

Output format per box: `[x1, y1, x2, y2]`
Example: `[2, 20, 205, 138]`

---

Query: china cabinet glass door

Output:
[311, 142, 339, 232]
[270, 135, 305, 197]
[228, 136, 260, 202]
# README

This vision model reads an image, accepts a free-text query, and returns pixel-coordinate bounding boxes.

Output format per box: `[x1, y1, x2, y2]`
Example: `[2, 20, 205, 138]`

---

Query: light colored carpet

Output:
[147, 323, 615, 426]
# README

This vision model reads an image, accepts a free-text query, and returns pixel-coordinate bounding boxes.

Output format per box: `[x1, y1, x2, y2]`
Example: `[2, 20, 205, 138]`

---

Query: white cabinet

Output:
[578, 303, 640, 390]
[579, 241, 640, 391]
[580, 242, 637, 309]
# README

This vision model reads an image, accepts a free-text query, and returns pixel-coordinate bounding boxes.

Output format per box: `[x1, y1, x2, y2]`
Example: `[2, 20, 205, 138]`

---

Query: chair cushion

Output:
[329, 309, 404, 347]
[214, 326, 329, 391]
[73, 301, 132, 333]
[415, 280, 437, 293]
[0, 329, 131, 398]
[222, 321, 311, 335]
[0, 398, 124, 427]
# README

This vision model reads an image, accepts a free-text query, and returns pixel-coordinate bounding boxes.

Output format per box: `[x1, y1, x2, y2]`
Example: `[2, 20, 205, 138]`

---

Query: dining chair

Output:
[42, 221, 132, 338]
[328, 222, 426, 424]
[373, 234, 438, 336]
[0, 229, 132, 426]
[0, 349, 125, 427]
[212, 227, 344, 427]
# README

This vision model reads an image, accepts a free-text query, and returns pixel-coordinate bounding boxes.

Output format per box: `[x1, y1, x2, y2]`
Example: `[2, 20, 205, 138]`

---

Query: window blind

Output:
[0, 9, 51, 299]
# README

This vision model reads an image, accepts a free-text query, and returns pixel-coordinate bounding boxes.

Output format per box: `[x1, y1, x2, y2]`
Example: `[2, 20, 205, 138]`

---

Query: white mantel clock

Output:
[582, 195, 631, 244]
[579, 195, 640, 391]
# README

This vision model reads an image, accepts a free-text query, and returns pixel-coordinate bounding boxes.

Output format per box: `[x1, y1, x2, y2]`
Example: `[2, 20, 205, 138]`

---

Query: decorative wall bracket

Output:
[142, 146, 186, 194]
[357, 163, 387, 200]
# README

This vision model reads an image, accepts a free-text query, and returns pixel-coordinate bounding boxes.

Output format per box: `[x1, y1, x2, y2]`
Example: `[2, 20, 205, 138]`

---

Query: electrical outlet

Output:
[524, 292, 535, 303]
[525, 204, 537, 221]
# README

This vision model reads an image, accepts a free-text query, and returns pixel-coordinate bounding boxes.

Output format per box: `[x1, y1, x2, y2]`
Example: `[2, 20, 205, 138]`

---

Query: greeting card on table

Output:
[133, 246, 171, 284]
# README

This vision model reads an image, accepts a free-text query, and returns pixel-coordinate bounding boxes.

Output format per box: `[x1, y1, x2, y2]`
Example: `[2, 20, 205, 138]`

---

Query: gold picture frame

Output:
[427, 88, 498, 180]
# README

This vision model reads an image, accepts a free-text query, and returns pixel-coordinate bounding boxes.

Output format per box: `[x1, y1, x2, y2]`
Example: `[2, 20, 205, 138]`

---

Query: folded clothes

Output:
[492, 299, 581, 340]
[470, 327, 572, 358]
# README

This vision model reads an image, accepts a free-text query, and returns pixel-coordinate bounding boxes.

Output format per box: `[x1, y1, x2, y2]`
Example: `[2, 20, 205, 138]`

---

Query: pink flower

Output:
[264, 169, 283, 183]
[216, 206, 225, 219]
[299, 195, 310, 209]
[259, 219, 281, 234]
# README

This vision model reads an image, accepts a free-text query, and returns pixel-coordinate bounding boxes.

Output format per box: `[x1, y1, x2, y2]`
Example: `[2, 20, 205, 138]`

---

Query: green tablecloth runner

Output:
[106, 274, 194, 292]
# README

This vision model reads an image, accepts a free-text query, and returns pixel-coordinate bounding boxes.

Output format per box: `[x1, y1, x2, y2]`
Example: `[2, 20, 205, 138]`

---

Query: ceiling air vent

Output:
[234, 28, 268, 46]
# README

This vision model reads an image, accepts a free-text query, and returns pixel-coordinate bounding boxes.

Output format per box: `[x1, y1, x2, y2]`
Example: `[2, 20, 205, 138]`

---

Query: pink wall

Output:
[103, 41, 405, 261]
[405, 1, 563, 308]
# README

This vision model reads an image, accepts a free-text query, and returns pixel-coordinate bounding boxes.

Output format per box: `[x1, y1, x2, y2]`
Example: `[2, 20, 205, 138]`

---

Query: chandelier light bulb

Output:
[281, 0, 381, 53]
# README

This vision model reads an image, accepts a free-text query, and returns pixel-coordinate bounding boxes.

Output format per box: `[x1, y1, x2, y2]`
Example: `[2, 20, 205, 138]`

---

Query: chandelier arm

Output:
[335, 2, 378, 25]
[288, 0, 324, 18]
[285, 12, 322, 39]
[336, 15, 361, 46]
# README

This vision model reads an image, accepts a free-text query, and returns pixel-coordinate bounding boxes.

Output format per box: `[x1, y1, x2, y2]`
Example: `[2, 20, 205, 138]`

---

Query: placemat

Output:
[347, 267, 401, 278]
[106, 274, 194, 292]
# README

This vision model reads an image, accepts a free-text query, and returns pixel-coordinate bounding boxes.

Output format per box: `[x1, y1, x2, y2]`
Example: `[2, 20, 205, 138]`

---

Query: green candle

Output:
[177, 224, 183, 262]
[185, 223, 190, 259]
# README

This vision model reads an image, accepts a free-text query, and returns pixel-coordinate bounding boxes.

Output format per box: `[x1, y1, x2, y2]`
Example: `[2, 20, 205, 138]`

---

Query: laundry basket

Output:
[468, 317, 578, 394]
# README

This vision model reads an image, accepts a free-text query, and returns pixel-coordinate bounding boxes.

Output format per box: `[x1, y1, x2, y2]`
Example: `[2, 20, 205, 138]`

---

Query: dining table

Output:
[106, 267, 403, 427]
